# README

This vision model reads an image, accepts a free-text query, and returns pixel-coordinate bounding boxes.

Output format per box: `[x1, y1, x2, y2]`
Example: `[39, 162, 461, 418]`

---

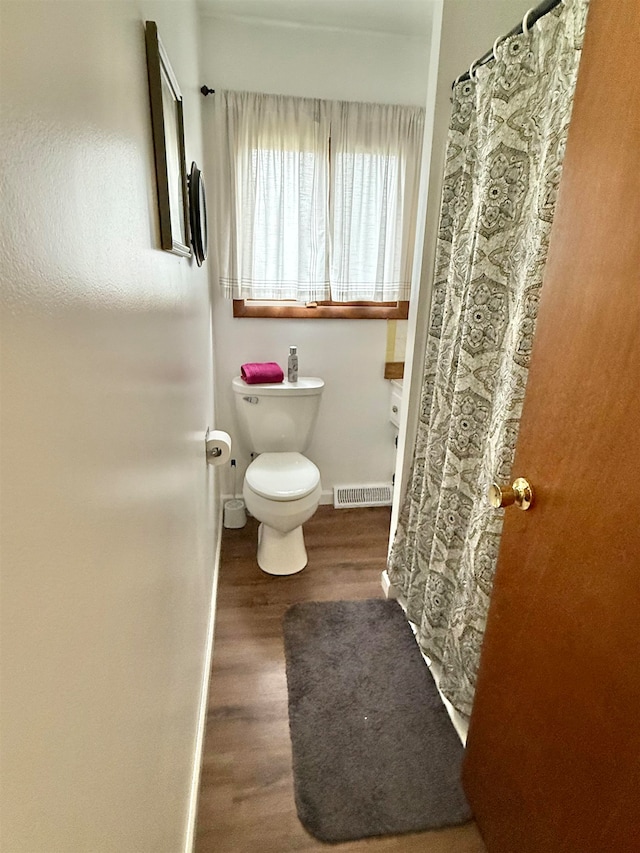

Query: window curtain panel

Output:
[329, 101, 424, 302]
[388, 0, 589, 716]
[211, 90, 424, 303]
[211, 90, 331, 302]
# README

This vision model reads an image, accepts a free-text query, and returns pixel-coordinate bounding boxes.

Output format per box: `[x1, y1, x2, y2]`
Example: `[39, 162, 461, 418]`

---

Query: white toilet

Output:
[231, 376, 324, 575]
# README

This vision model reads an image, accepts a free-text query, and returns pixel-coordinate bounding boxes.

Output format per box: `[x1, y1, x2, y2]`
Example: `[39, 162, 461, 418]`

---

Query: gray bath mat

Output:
[282, 598, 472, 843]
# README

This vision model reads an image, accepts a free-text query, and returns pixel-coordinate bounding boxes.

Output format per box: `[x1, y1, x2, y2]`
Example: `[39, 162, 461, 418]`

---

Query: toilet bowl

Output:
[243, 452, 321, 575]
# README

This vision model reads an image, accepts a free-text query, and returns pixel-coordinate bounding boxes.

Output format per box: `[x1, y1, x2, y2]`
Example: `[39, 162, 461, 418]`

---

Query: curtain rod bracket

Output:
[201, 86, 215, 97]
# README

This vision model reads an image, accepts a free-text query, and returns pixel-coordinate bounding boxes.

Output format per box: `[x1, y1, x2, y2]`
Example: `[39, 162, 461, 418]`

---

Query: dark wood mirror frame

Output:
[145, 21, 191, 258]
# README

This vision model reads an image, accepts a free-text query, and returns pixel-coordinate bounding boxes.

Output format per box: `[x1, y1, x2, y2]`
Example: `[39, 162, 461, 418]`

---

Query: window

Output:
[211, 90, 423, 318]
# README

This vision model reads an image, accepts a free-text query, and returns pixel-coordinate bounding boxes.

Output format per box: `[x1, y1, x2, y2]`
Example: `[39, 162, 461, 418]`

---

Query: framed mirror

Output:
[145, 21, 191, 258]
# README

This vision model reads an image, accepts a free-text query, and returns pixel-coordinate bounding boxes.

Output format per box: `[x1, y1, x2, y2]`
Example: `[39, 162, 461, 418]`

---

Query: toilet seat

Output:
[245, 452, 320, 501]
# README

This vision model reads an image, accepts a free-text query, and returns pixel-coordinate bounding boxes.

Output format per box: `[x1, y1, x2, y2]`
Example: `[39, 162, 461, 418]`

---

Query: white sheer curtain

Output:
[329, 101, 424, 302]
[212, 90, 331, 302]
[211, 90, 424, 303]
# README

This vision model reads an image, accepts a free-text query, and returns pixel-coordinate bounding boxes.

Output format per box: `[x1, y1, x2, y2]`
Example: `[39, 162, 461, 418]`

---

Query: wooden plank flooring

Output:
[195, 506, 487, 853]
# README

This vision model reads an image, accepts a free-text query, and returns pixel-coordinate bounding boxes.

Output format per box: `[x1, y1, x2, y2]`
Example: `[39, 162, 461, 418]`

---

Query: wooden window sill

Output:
[232, 300, 409, 320]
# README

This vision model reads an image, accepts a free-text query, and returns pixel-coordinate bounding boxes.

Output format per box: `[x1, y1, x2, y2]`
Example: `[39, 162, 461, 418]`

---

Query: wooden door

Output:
[462, 1, 640, 851]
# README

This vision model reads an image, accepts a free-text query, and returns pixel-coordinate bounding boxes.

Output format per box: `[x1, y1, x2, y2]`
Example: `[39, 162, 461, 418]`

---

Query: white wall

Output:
[0, 2, 218, 850]
[199, 14, 432, 499]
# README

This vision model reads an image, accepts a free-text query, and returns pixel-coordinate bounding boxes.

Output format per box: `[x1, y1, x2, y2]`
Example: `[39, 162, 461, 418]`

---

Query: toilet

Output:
[231, 376, 324, 575]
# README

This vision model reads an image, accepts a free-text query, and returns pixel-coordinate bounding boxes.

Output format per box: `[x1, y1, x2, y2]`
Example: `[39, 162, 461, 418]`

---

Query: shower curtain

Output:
[388, 0, 589, 716]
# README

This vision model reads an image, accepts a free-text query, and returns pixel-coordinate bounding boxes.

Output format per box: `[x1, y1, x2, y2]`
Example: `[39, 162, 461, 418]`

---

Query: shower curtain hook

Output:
[469, 59, 479, 80]
[522, 8, 535, 35]
[493, 34, 505, 62]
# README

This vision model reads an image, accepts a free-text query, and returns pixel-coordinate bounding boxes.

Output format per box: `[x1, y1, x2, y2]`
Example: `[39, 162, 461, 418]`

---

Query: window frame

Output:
[232, 299, 409, 320]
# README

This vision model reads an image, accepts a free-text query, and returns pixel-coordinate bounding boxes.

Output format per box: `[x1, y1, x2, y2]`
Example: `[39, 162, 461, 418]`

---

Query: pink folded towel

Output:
[241, 362, 284, 384]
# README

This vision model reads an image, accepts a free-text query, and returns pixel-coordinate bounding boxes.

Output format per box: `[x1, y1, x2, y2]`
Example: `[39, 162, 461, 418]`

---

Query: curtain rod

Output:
[452, 0, 563, 87]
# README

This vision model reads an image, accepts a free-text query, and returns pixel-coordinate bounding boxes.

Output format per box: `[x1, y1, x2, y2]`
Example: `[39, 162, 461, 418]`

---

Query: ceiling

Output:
[197, 0, 435, 37]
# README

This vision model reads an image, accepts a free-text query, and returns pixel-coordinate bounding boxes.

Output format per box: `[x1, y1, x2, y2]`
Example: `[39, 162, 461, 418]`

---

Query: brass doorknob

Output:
[488, 477, 533, 511]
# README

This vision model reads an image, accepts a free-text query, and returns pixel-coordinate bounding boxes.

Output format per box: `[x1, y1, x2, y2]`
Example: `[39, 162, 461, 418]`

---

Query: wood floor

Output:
[195, 506, 487, 853]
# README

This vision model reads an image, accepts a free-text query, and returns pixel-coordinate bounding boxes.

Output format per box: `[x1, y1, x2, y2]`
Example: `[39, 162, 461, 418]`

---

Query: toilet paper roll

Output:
[205, 429, 232, 466]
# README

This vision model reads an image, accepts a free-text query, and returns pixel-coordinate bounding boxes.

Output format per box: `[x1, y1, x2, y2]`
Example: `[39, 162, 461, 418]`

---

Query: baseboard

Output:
[380, 569, 398, 600]
[183, 499, 224, 853]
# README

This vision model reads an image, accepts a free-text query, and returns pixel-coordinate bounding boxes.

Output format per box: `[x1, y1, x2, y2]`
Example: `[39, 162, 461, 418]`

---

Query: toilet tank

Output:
[232, 377, 324, 453]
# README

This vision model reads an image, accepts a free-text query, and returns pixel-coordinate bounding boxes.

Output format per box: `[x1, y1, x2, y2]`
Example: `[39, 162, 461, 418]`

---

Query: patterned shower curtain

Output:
[388, 0, 589, 716]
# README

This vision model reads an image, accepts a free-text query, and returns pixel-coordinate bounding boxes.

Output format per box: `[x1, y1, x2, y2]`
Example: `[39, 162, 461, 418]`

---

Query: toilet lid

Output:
[245, 452, 320, 501]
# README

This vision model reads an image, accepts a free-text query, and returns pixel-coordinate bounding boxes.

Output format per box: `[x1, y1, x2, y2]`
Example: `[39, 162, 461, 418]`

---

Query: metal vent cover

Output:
[333, 483, 393, 509]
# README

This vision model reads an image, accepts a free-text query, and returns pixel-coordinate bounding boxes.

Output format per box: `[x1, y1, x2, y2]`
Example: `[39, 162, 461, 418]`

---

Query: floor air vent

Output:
[333, 483, 393, 509]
